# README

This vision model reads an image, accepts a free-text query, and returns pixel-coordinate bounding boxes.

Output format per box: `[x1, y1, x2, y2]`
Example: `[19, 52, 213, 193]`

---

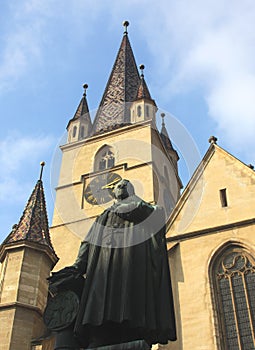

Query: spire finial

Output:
[208, 136, 218, 144]
[139, 64, 145, 77]
[83, 83, 88, 97]
[161, 113, 165, 127]
[39, 161, 45, 181]
[123, 20, 129, 35]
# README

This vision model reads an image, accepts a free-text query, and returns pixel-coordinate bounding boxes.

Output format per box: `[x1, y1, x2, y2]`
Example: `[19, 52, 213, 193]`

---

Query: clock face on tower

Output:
[84, 172, 122, 205]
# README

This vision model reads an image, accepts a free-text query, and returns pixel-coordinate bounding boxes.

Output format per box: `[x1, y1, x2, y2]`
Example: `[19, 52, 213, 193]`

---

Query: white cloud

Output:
[1, 0, 255, 160]
[124, 0, 255, 160]
[0, 133, 54, 202]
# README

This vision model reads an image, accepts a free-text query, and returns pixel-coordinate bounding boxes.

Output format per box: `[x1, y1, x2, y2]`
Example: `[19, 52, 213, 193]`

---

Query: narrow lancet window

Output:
[80, 126, 85, 139]
[220, 188, 228, 207]
[137, 105, 142, 117]
[72, 125, 77, 138]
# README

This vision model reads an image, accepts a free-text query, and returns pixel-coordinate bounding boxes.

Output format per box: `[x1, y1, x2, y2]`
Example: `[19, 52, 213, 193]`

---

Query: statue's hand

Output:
[47, 266, 84, 295]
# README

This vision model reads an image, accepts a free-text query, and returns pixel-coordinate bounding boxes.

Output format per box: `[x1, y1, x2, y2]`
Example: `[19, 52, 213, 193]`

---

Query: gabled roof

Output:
[2, 179, 55, 252]
[92, 31, 141, 135]
[167, 141, 255, 238]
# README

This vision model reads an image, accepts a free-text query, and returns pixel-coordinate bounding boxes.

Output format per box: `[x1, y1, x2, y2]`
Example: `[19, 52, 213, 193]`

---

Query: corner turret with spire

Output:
[130, 64, 157, 123]
[0, 163, 58, 350]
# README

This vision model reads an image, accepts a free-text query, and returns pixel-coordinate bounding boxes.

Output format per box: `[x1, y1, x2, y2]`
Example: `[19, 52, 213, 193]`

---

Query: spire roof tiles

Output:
[136, 75, 152, 100]
[92, 32, 141, 134]
[3, 179, 55, 251]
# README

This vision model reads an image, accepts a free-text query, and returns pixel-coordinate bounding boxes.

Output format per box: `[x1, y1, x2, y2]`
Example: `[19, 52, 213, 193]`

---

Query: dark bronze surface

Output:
[45, 180, 176, 349]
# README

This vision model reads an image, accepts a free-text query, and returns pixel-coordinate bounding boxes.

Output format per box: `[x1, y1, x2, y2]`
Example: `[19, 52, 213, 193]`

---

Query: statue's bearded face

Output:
[113, 180, 134, 200]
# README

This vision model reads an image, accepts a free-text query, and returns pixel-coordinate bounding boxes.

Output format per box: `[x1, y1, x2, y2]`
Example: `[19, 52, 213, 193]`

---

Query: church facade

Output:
[0, 23, 254, 350]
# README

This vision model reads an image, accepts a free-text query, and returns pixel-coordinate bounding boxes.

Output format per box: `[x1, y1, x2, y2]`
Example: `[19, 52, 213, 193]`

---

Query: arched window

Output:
[94, 145, 115, 171]
[80, 126, 85, 139]
[146, 105, 150, 118]
[137, 105, 142, 117]
[210, 245, 255, 349]
[72, 125, 77, 138]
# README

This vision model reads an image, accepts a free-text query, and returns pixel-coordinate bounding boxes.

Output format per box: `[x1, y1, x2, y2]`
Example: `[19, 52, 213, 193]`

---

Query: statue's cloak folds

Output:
[72, 196, 176, 345]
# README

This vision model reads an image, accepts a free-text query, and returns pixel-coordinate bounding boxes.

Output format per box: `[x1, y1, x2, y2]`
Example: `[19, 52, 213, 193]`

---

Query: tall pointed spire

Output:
[92, 21, 141, 134]
[3, 162, 55, 251]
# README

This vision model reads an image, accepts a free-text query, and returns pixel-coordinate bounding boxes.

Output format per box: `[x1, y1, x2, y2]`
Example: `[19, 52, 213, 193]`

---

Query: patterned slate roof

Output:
[3, 179, 55, 251]
[92, 33, 141, 134]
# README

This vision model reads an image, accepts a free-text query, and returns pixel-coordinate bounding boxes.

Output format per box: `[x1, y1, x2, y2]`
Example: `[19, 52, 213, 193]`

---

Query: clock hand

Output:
[101, 178, 120, 190]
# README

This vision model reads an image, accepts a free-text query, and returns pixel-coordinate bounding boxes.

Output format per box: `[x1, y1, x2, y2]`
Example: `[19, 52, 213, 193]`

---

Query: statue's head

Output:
[113, 179, 135, 200]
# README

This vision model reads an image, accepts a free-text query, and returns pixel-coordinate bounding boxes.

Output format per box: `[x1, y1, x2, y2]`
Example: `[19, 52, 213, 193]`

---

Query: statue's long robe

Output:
[73, 196, 176, 345]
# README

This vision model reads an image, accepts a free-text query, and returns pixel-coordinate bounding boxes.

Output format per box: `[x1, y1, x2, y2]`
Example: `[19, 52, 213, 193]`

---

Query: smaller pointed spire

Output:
[160, 113, 177, 156]
[136, 64, 156, 105]
[66, 84, 92, 139]
[2, 163, 55, 251]
[69, 84, 91, 123]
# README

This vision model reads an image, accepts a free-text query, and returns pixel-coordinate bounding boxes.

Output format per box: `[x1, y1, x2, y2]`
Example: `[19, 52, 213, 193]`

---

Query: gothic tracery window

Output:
[211, 246, 255, 350]
[94, 145, 115, 172]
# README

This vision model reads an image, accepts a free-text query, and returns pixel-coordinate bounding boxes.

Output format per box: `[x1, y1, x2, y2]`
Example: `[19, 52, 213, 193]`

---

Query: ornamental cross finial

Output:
[208, 136, 218, 144]
[39, 161, 45, 181]
[161, 113, 166, 127]
[83, 83, 88, 97]
[123, 20, 129, 35]
[139, 64, 145, 77]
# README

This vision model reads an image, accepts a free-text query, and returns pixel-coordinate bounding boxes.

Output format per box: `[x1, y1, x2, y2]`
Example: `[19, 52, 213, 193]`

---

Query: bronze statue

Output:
[45, 179, 176, 349]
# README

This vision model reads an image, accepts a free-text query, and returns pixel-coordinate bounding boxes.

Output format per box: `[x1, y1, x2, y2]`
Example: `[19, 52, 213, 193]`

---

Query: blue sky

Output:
[1, 0, 255, 242]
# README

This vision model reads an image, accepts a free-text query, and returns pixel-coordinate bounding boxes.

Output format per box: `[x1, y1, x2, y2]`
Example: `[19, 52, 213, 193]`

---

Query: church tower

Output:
[0, 163, 58, 350]
[50, 21, 182, 268]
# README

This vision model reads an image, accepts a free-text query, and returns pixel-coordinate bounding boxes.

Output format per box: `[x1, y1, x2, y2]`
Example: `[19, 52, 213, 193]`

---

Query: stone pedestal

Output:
[54, 328, 80, 350]
[86, 339, 150, 350]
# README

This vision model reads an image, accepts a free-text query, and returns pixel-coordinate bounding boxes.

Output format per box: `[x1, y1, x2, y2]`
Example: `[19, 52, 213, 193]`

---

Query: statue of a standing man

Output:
[47, 179, 176, 349]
